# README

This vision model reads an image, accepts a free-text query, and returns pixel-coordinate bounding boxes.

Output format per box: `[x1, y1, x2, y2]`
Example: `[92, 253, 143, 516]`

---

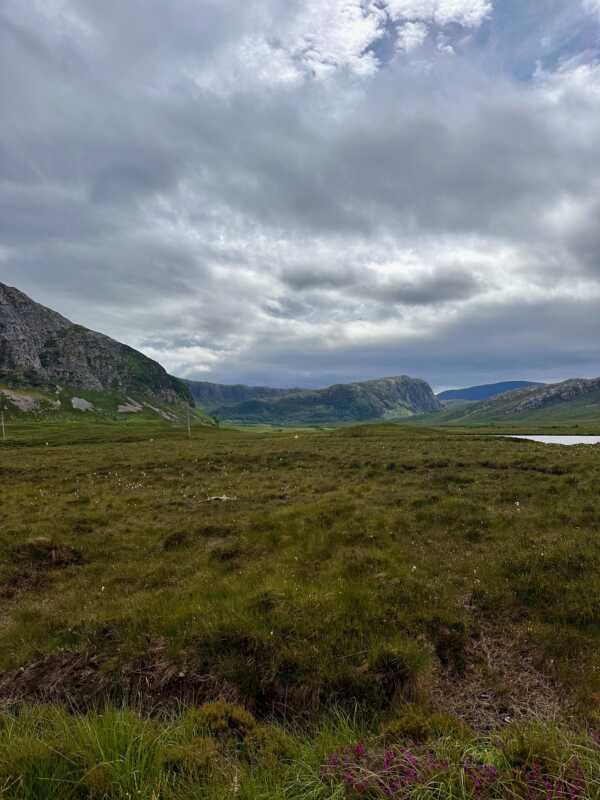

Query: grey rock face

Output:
[507, 378, 600, 414]
[196, 375, 442, 425]
[186, 380, 292, 410]
[0, 283, 191, 404]
[0, 283, 70, 374]
[449, 377, 600, 423]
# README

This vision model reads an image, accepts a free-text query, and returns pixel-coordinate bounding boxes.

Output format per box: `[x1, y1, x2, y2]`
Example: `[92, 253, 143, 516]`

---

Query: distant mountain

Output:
[437, 381, 543, 403]
[0, 282, 196, 419]
[429, 377, 600, 425]
[186, 381, 292, 410]
[191, 376, 442, 426]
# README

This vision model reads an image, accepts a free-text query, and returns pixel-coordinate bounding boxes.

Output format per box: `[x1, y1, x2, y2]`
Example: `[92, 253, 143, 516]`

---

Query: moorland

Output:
[2, 419, 600, 798]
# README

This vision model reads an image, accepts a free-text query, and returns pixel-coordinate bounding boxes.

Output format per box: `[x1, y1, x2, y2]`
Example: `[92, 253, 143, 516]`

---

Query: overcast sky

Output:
[2, 0, 600, 390]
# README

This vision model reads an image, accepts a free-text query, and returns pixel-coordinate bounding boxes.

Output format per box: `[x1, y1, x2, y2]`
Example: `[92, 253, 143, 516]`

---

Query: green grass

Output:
[2, 420, 600, 796]
[0, 382, 213, 426]
[2, 704, 600, 799]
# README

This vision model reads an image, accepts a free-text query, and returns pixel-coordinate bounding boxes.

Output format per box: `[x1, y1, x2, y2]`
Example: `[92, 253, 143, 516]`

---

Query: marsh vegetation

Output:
[2, 421, 600, 797]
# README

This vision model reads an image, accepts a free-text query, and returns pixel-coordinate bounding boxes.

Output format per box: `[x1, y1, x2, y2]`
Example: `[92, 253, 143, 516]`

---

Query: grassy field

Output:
[2, 420, 600, 798]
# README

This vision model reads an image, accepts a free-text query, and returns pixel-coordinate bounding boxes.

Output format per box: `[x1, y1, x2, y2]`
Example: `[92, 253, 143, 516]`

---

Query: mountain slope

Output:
[0, 282, 192, 406]
[437, 381, 543, 402]
[204, 376, 441, 425]
[427, 378, 600, 425]
[186, 381, 292, 410]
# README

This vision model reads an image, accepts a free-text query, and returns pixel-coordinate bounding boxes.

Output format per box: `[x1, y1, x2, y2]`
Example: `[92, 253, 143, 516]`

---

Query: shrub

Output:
[193, 700, 257, 741]
[381, 705, 473, 744]
[368, 640, 430, 703]
[160, 736, 218, 776]
[244, 724, 296, 767]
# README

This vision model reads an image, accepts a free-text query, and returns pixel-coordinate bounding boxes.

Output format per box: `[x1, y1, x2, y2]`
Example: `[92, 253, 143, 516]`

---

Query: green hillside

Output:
[0, 383, 213, 426]
[418, 379, 600, 428]
[208, 376, 441, 425]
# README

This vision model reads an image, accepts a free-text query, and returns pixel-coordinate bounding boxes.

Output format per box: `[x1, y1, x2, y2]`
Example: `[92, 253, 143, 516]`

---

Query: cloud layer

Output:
[1, 0, 600, 389]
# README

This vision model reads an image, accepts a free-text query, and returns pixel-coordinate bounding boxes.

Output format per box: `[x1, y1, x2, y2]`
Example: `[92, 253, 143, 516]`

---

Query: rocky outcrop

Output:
[437, 381, 542, 403]
[186, 380, 291, 410]
[439, 377, 600, 424]
[498, 378, 600, 415]
[0, 282, 191, 404]
[200, 375, 441, 425]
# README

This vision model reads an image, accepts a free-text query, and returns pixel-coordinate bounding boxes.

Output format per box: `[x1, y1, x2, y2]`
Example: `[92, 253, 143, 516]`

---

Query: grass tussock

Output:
[1, 704, 600, 799]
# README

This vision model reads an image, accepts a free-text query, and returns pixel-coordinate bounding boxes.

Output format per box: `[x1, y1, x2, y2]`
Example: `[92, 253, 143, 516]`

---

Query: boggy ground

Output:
[2, 421, 600, 798]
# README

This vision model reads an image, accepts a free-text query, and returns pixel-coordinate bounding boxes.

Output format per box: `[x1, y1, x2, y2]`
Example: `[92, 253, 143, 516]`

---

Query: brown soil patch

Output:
[0, 626, 573, 727]
[427, 624, 572, 731]
[0, 571, 51, 599]
[11, 538, 85, 569]
[0, 644, 239, 710]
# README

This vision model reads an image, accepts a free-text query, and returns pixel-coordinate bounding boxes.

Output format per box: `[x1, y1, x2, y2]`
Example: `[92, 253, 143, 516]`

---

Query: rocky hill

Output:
[186, 381, 292, 410]
[0, 282, 192, 408]
[473, 378, 600, 416]
[428, 377, 600, 425]
[437, 381, 542, 403]
[199, 376, 441, 426]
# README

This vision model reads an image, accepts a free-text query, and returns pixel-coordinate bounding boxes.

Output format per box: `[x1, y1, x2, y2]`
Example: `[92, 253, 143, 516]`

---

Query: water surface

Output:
[505, 435, 600, 446]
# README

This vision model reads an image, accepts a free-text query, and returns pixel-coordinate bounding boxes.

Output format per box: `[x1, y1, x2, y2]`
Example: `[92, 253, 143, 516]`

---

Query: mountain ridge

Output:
[186, 380, 293, 410]
[0, 282, 192, 408]
[437, 381, 543, 403]
[188, 375, 442, 425]
[425, 377, 600, 425]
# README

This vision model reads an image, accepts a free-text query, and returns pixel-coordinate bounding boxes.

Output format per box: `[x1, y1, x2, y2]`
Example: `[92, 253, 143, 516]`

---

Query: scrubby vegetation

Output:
[2, 420, 600, 797]
[2, 704, 600, 798]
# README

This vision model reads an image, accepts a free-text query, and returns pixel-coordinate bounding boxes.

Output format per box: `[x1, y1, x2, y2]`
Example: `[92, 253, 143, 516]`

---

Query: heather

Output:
[2, 704, 600, 799]
[2, 419, 600, 797]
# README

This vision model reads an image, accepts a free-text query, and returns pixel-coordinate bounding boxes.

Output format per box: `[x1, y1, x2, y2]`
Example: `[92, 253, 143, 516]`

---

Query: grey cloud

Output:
[219, 296, 600, 389]
[365, 269, 482, 306]
[90, 150, 180, 205]
[281, 264, 481, 306]
[281, 265, 361, 291]
[2, 1, 600, 388]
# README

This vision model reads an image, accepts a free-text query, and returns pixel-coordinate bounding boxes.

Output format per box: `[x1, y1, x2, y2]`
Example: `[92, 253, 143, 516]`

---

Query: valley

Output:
[3, 281, 600, 797]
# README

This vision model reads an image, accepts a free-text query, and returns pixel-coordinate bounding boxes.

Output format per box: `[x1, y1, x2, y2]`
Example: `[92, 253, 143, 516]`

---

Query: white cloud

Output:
[396, 21, 429, 51]
[188, 36, 303, 94]
[142, 344, 221, 378]
[436, 32, 455, 54]
[535, 60, 600, 103]
[286, 0, 386, 78]
[186, 0, 387, 93]
[385, 0, 492, 27]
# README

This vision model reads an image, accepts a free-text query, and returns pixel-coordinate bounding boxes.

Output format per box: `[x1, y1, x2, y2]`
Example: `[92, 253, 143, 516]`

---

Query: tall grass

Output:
[2, 705, 600, 799]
